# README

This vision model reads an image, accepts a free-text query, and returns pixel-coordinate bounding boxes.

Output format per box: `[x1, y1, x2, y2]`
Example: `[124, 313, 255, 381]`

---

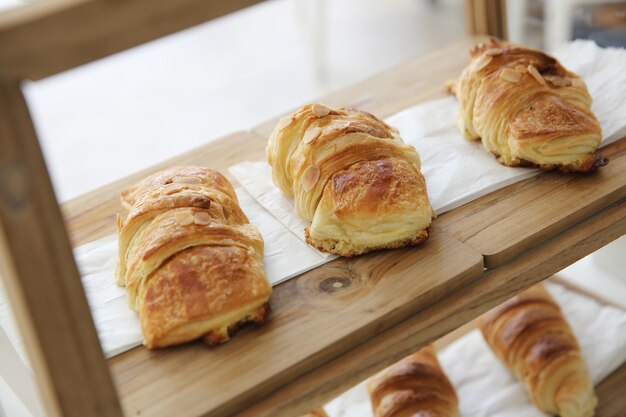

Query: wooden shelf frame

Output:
[0, 2, 262, 417]
[1, 2, 625, 417]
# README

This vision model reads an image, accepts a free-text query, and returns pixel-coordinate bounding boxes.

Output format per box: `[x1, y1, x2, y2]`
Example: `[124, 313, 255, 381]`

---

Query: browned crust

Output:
[456, 38, 604, 174]
[304, 227, 429, 257]
[491, 150, 608, 173]
[202, 302, 271, 347]
[367, 345, 459, 417]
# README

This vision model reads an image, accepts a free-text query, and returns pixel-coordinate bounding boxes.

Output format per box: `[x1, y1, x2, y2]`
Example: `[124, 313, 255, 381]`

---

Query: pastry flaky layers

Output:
[452, 38, 605, 172]
[479, 284, 597, 417]
[299, 408, 329, 417]
[116, 166, 272, 349]
[368, 344, 460, 417]
[267, 103, 433, 256]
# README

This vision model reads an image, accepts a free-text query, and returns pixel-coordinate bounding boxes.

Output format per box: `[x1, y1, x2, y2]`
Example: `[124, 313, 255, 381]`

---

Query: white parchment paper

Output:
[325, 282, 626, 417]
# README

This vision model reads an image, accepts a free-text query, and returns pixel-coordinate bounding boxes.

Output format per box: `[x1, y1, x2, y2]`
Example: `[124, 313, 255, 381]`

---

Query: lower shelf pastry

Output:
[478, 284, 597, 417]
[452, 38, 605, 173]
[367, 344, 460, 417]
[116, 166, 272, 349]
[266, 103, 433, 256]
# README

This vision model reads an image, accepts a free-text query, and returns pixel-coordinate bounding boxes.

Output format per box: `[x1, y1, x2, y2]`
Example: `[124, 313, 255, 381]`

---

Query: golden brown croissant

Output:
[478, 284, 597, 417]
[267, 103, 433, 256]
[116, 166, 272, 349]
[453, 38, 605, 172]
[367, 345, 460, 417]
[299, 408, 329, 417]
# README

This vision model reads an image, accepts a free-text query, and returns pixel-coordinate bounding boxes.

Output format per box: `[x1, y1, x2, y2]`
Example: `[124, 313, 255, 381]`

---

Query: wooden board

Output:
[233, 198, 626, 417]
[59, 131, 482, 417]
[252, 37, 626, 269]
[437, 138, 626, 267]
[109, 232, 482, 417]
[0, 0, 263, 80]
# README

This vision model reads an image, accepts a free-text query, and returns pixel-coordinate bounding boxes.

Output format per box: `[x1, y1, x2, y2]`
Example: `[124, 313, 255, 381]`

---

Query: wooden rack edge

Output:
[0, 1, 262, 416]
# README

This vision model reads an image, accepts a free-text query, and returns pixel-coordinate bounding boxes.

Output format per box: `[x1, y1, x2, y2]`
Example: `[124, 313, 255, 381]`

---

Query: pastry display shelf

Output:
[0, 1, 624, 416]
[57, 39, 626, 417]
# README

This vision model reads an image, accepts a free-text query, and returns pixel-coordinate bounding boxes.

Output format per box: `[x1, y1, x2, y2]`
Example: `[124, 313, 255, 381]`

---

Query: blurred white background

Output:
[17, 0, 465, 201]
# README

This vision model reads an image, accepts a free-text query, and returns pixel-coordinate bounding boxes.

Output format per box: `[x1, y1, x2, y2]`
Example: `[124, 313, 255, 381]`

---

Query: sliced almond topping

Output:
[546, 76, 572, 87]
[301, 166, 320, 191]
[164, 185, 184, 195]
[515, 64, 526, 72]
[499, 68, 522, 83]
[277, 115, 293, 131]
[312, 103, 331, 117]
[473, 55, 492, 71]
[527, 65, 547, 86]
[174, 176, 202, 185]
[174, 211, 194, 226]
[193, 211, 212, 225]
[303, 127, 321, 144]
[485, 48, 503, 56]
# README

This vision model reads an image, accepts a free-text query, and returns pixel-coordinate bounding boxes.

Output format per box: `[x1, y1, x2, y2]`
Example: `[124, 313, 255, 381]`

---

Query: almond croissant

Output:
[267, 103, 433, 256]
[453, 38, 605, 173]
[116, 166, 272, 348]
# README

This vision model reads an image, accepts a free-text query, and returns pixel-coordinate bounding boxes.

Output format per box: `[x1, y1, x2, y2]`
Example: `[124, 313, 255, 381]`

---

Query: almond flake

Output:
[303, 127, 321, 144]
[193, 211, 212, 225]
[527, 65, 547, 86]
[174, 176, 202, 185]
[499, 68, 522, 83]
[473, 55, 492, 71]
[312, 103, 331, 117]
[485, 48, 503, 56]
[301, 166, 320, 191]
[546, 76, 572, 87]
[277, 115, 293, 131]
[174, 211, 194, 226]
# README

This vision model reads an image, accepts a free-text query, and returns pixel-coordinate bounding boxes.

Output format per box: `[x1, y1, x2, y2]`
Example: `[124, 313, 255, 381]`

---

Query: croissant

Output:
[367, 345, 460, 417]
[478, 284, 597, 417]
[299, 408, 329, 417]
[453, 38, 605, 172]
[267, 103, 433, 256]
[116, 166, 272, 349]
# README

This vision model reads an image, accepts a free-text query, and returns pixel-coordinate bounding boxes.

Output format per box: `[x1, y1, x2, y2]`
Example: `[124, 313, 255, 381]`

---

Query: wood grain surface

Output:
[110, 232, 483, 417]
[0, 0, 263, 80]
[0, 79, 122, 417]
[233, 198, 626, 417]
[438, 138, 626, 267]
